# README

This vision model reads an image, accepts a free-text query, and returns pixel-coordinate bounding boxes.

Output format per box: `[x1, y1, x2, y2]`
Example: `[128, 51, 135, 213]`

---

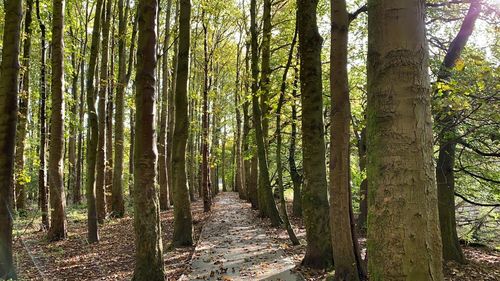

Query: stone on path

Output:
[180, 192, 304, 281]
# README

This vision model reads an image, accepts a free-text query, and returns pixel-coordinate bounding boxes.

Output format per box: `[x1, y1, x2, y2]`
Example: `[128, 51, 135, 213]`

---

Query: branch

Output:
[457, 139, 500, 157]
[455, 192, 500, 207]
[348, 4, 367, 24]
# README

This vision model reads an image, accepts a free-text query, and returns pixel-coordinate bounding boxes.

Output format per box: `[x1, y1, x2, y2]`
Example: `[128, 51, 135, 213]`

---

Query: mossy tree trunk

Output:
[297, 0, 333, 269]
[366, 0, 444, 279]
[172, 0, 194, 247]
[48, 0, 68, 241]
[132, 0, 165, 278]
[0, 0, 22, 277]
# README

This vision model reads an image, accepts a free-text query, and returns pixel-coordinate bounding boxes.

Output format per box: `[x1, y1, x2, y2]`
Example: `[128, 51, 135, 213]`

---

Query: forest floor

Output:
[12, 192, 500, 280]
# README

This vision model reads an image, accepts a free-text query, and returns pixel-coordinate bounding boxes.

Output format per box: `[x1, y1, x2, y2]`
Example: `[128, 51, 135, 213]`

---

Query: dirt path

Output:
[181, 192, 304, 281]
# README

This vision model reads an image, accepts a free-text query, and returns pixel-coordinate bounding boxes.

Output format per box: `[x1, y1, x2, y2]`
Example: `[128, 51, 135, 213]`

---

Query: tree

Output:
[0, 0, 22, 277]
[48, 0, 68, 241]
[288, 62, 302, 218]
[250, 0, 281, 226]
[158, 0, 173, 211]
[86, 0, 105, 243]
[132, 0, 165, 278]
[296, 0, 333, 269]
[435, 1, 481, 264]
[366, 0, 444, 279]
[172, 0, 194, 247]
[36, 0, 50, 231]
[201, 9, 212, 212]
[329, 0, 364, 279]
[14, 0, 34, 212]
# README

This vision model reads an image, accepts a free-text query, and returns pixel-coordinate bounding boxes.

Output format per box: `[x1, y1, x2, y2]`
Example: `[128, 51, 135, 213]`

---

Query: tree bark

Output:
[96, 0, 112, 224]
[132, 0, 165, 278]
[436, 1, 480, 264]
[250, 0, 281, 226]
[366, 0, 444, 279]
[289, 63, 302, 218]
[329, 0, 364, 279]
[48, 0, 68, 241]
[201, 12, 212, 212]
[172, 0, 194, 247]
[14, 0, 34, 212]
[297, 0, 333, 269]
[158, 0, 172, 211]
[85, 0, 105, 243]
[0, 0, 22, 277]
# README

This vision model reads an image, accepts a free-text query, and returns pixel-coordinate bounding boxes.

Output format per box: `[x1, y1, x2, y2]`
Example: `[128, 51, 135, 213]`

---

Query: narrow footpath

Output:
[181, 192, 304, 281]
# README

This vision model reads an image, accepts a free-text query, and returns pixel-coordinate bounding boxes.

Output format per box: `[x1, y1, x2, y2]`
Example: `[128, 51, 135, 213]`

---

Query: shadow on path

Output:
[180, 192, 304, 281]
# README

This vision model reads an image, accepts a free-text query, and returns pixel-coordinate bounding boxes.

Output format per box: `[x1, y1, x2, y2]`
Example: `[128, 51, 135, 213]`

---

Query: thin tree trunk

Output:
[329, 0, 364, 279]
[14, 0, 34, 212]
[366, 0, 444, 279]
[36, 0, 50, 231]
[289, 63, 302, 218]
[276, 22, 299, 246]
[250, 0, 281, 226]
[297, 0, 333, 268]
[86, 0, 105, 243]
[158, 0, 172, 211]
[0, 0, 22, 277]
[234, 34, 244, 197]
[356, 127, 367, 235]
[172, 0, 194, 247]
[48, 0, 68, 241]
[436, 1, 480, 264]
[96, 0, 112, 224]
[201, 11, 211, 212]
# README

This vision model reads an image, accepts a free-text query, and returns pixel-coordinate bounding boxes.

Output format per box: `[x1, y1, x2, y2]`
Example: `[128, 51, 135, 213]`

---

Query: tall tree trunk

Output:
[436, 1, 480, 264]
[158, 0, 172, 211]
[167, 0, 180, 207]
[250, 0, 281, 226]
[133, 0, 164, 278]
[172, 0, 194, 247]
[0, 0, 22, 277]
[366, 0, 444, 279]
[111, 0, 128, 218]
[297, 0, 333, 268]
[14, 0, 34, 212]
[221, 128, 227, 192]
[86, 0, 105, 243]
[201, 12, 211, 212]
[36, 0, 50, 231]
[75, 20, 87, 205]
[289, 62, 302, 218]
[234, 35, 244, 197]
[96, 0, 112, 224]
[48, 0, 68, 241]
[67, 32, 78, 206]
[276, 23, 300, 246]
[243, 42, 255, 207]
[329, 0, 364, 279]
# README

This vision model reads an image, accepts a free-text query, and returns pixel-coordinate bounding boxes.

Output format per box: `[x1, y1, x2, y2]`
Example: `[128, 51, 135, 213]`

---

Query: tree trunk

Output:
[297, 0, 333, 269]
[260, 0, 271, 141]
[172, 0, 194, 247]
[436, 1, 480, 264]
[85, 0, 105, 243]
[132, 0, 165, 278]
[276, 23, 300, 246]
[14, 0, 34, 212]
[36, 0, 50, 231]
[0, 0, 22, 277]
[75, 29, 87, 205]
[356, 127, 367, 235]
[289, 63, 302, 218]
[96, 0, 112, 224]
[158, 0, 172, 211]
[67, 35, 78, 206]
[234, 35, 243, 197]
[250, 0, 281, 226]
[366, 1, 444, 279]
[201, 12, 212, 212]
[329, 0, 364, 279]
[48, 0, 68, 241]
[242, 41, 253, 205]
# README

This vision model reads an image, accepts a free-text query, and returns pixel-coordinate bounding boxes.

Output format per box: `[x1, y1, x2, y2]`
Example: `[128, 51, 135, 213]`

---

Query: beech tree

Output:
[366, 0, 444, 279]
[297, 0, 333, 269]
